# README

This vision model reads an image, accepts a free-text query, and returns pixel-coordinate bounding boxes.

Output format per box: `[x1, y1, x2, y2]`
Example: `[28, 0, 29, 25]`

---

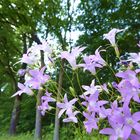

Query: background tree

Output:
[0, 0, 140, 139]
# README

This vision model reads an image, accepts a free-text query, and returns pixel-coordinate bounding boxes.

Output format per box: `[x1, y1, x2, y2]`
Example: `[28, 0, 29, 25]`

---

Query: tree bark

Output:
[33, 34, 45, 140]
[34, 89, 43, 140]
[9, 94, 22, 135]
[53, 60, 64, 140]
[9, 34, 27, 135]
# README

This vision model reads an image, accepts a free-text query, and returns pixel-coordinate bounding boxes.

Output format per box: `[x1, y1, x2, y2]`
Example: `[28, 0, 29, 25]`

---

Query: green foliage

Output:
[0, 124, 108, 140]
[0, 133, 33, 140]
[0, 0, 140, 139]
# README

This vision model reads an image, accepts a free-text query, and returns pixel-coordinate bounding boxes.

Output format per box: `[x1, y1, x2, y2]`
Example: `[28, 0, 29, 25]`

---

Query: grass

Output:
[0, 134, 33, 140]
[0, 133, 108, 140]
[0, 124, 108, 140]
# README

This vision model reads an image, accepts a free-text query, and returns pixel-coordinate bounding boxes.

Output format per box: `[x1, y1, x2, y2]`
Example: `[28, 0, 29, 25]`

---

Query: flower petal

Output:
[123, 125, 132, 139]
[132, 112, 140, 121]
[100, 128, 115, 135]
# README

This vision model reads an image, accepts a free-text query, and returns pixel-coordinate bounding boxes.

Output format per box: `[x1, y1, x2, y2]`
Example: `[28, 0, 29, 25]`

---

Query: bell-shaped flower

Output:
[107, 100, 122, 117]
[116, 70, 140, 88]
[116, 80, 140, 105]
[26, 66, 50, 89]
[103, 28, 124, 46]
[61, 47, 86, 70]
[57, 94, 78, 118]
[38, 91, 55, 116]
[83, 112, 98, 133]
[100, 124, 124, 140]
[100, 100, 122, 119]
[122, 105, 140, 139]
[12, 82, 33, 97]
[81, 91, 108, 115]
[20, 54, 39, 65]
[80, 48, 106, 74]
[84, 92, 108, 113]
[63, 109, 79, 123]
[20, 44, 41, 65]
[106, 105, 140, 139]
[103, 28, 124, 57]
[129, 53, 140, 65]
[81, 79, 102, 97]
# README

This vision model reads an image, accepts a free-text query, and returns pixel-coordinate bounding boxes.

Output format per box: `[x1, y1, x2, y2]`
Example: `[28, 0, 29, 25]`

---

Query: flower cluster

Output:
[12, 40, 55, 115]
[38, 91, 56, 116]
[13, 28, 140, 140]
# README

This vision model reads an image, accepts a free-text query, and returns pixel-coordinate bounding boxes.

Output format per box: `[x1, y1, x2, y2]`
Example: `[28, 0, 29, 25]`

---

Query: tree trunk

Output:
[33, 34, 45, 140]
[53, 60, 64, 140]
[9, 34, 27, 135]
[34, 89, 43, 140]
[9, 95, 21, 135]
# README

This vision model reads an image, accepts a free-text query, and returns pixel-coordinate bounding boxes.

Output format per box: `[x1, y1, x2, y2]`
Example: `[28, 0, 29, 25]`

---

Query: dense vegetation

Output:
[0, 0, 140, 140]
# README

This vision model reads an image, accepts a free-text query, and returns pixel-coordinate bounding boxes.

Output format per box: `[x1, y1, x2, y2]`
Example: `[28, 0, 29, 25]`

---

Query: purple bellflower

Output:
[100, 100, 122, 119]
[26, 66, 50, 89]
[12, 82, 33, 97]
[84, 92, 108, 113]
[63, 109, 79, 123]
[103, 28, 124, 46]
[20, 54, 35, 65]
[80, 48, 106, 74]
[61, 47, 86, 70]
[116, 105, 140, 139]
[129, 52, 140, 65]
[103, 28, 124, 57]
[106, 100, 122, 117]
[83, 112, 98, 133]
[38, 91, 55, 116]
[100, 124, 124, 140]
[116, 80, 140, 105]
[81, 79, 102, 97]
[57, 94, 78, 118]
[116, 70, 140, 88]
[101, 105, 140, 139]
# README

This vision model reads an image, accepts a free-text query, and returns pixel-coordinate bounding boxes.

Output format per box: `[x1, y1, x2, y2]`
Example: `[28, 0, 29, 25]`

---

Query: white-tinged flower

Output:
[61, 46, 86, 70]
[129, 53, 140, 64]
[103, 28, 124, 46]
